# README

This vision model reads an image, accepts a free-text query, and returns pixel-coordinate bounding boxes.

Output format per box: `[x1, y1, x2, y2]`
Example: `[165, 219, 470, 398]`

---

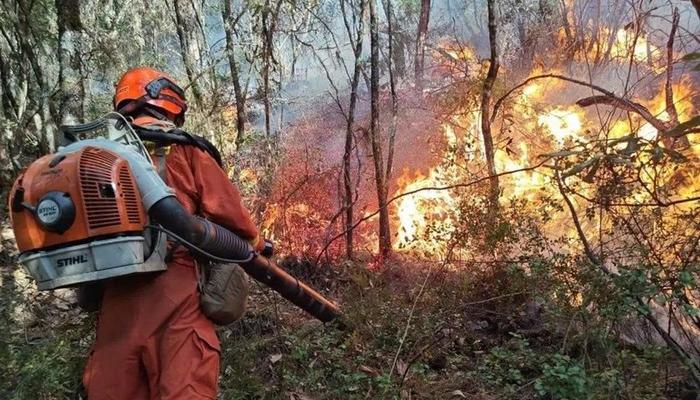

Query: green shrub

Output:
[534, 354, 589, 400]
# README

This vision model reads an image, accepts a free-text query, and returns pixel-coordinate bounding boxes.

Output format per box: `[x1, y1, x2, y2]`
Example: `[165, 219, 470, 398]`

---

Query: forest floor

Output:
[218, 259, 515, 400]
[216, 256, 685, 400]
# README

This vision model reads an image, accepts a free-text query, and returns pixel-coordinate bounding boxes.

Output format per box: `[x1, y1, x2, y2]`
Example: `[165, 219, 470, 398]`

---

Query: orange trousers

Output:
[82, 261, 220, 400]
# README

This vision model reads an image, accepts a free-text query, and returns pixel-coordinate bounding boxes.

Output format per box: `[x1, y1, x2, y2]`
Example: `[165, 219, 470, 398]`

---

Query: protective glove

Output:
[261, 239, 274, 258]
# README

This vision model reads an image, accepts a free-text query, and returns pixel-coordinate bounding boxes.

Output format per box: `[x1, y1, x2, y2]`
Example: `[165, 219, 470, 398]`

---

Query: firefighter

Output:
[81, 67, 262, 399]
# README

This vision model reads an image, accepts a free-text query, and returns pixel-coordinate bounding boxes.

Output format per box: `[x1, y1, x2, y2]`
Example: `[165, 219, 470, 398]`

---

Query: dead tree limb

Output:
[575, 95, 670, 132]
[493, 74, 661, 127]
[491, 73, 693, 147]
[665, 8, 680, 126]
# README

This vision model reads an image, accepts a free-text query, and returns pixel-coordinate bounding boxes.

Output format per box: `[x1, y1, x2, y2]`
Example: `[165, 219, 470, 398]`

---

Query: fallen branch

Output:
[575, 95, 670, 132]
[491, 73, 667, 133]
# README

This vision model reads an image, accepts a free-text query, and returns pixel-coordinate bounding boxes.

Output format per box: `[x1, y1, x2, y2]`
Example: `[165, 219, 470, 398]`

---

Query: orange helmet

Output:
[114, 67, 188, 126]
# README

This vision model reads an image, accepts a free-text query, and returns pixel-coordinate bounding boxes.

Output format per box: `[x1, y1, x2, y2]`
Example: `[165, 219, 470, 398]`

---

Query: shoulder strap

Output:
[133, 126, 224, 168]
[153, 145, 169, 182]
[151, 144, 180, 263]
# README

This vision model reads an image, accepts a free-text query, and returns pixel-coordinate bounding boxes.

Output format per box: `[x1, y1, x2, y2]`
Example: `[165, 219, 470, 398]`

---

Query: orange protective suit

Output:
[82, 129, 261, 399]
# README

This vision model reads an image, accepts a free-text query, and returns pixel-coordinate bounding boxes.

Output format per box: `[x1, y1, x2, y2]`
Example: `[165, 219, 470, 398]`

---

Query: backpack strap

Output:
[150, 144, 181, 263]
[153, 144, 170, 181]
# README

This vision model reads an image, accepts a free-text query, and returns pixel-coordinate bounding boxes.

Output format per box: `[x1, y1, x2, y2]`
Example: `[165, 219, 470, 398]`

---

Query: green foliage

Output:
[534, 354, 589, 400]
[479, 333, 540, 394]
[7, 336, 86, 399]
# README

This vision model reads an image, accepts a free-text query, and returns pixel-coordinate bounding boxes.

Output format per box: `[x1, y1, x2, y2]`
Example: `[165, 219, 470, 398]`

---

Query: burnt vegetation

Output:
[1, 0, 700, 399]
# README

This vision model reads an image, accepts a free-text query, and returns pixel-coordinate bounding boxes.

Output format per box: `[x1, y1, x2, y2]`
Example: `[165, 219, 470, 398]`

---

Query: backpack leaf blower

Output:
[9, 115, 340, 323]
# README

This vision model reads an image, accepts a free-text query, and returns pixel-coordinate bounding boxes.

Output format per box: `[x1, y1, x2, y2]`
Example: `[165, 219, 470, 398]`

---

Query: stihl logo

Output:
[56, 254, 88, 267]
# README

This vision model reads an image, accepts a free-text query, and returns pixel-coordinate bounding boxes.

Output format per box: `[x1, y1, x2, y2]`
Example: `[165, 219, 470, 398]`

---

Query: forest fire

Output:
[260, 26, 698, 259]
[388, 34, 698, 256]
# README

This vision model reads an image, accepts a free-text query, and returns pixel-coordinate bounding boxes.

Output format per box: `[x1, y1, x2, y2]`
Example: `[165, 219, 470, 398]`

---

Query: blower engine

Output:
[9, 115, 339, 322]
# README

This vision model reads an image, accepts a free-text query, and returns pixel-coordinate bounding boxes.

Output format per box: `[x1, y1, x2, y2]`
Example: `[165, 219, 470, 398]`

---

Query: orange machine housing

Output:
[10, 146, 146, 253]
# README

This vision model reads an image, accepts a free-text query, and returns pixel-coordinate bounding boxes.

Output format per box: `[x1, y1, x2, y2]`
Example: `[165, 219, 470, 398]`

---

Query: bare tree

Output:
[481, 0, 500, 214]
[415, 0, 431, 90]
[341, 0, 367, 260]
[369, 0, 392, 256]
[222, 1, 247, 147]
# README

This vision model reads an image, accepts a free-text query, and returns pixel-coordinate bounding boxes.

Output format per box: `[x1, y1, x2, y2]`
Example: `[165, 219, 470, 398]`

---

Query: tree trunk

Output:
[384, 0, 398, 207]
[665, 8, 679, 127]
[691, 0, 700, 20]
[173, 0, 204, 108]
[414, 0, 431, 91]
[222, 1, 247, 147]
[260, 0, 282, 138]
[15, 0, 57, 153]
[262, 1, 272, 137]
[481, 0, 500, 214]
[382, 0, 406, 78]
[369, 0, 391, 257]
[0, 46, 17, 120]
[56, 0, 84, 126]
[663, 7, 689, 149]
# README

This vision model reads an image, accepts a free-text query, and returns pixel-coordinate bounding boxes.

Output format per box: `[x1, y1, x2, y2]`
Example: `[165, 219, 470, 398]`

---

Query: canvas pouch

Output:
[197, 261, 249, 325]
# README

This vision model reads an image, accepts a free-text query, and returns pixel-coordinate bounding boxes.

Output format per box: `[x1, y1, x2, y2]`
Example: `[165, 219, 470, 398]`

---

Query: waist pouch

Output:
[197, 261, 249, 325]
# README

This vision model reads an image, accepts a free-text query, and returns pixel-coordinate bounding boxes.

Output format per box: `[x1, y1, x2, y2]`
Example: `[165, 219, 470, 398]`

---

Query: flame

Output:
[394, 169, 456, 255]
[609, 29, 660, 66]
[538, 109, 585, 145]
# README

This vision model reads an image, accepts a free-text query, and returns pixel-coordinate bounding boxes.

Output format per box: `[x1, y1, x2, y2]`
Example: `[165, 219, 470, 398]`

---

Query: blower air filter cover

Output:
[35, 191, 76, 233]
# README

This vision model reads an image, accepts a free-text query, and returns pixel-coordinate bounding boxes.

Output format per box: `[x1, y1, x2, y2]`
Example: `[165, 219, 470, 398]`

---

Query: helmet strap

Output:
[118, 99, 184, 127]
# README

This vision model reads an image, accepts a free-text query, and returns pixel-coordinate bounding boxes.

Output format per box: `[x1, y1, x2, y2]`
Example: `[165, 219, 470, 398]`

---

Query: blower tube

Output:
[149, 197, 340, 323]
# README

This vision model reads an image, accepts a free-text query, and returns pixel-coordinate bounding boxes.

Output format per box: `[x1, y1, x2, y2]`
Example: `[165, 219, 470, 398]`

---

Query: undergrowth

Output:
[0, 207, 689, 399]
